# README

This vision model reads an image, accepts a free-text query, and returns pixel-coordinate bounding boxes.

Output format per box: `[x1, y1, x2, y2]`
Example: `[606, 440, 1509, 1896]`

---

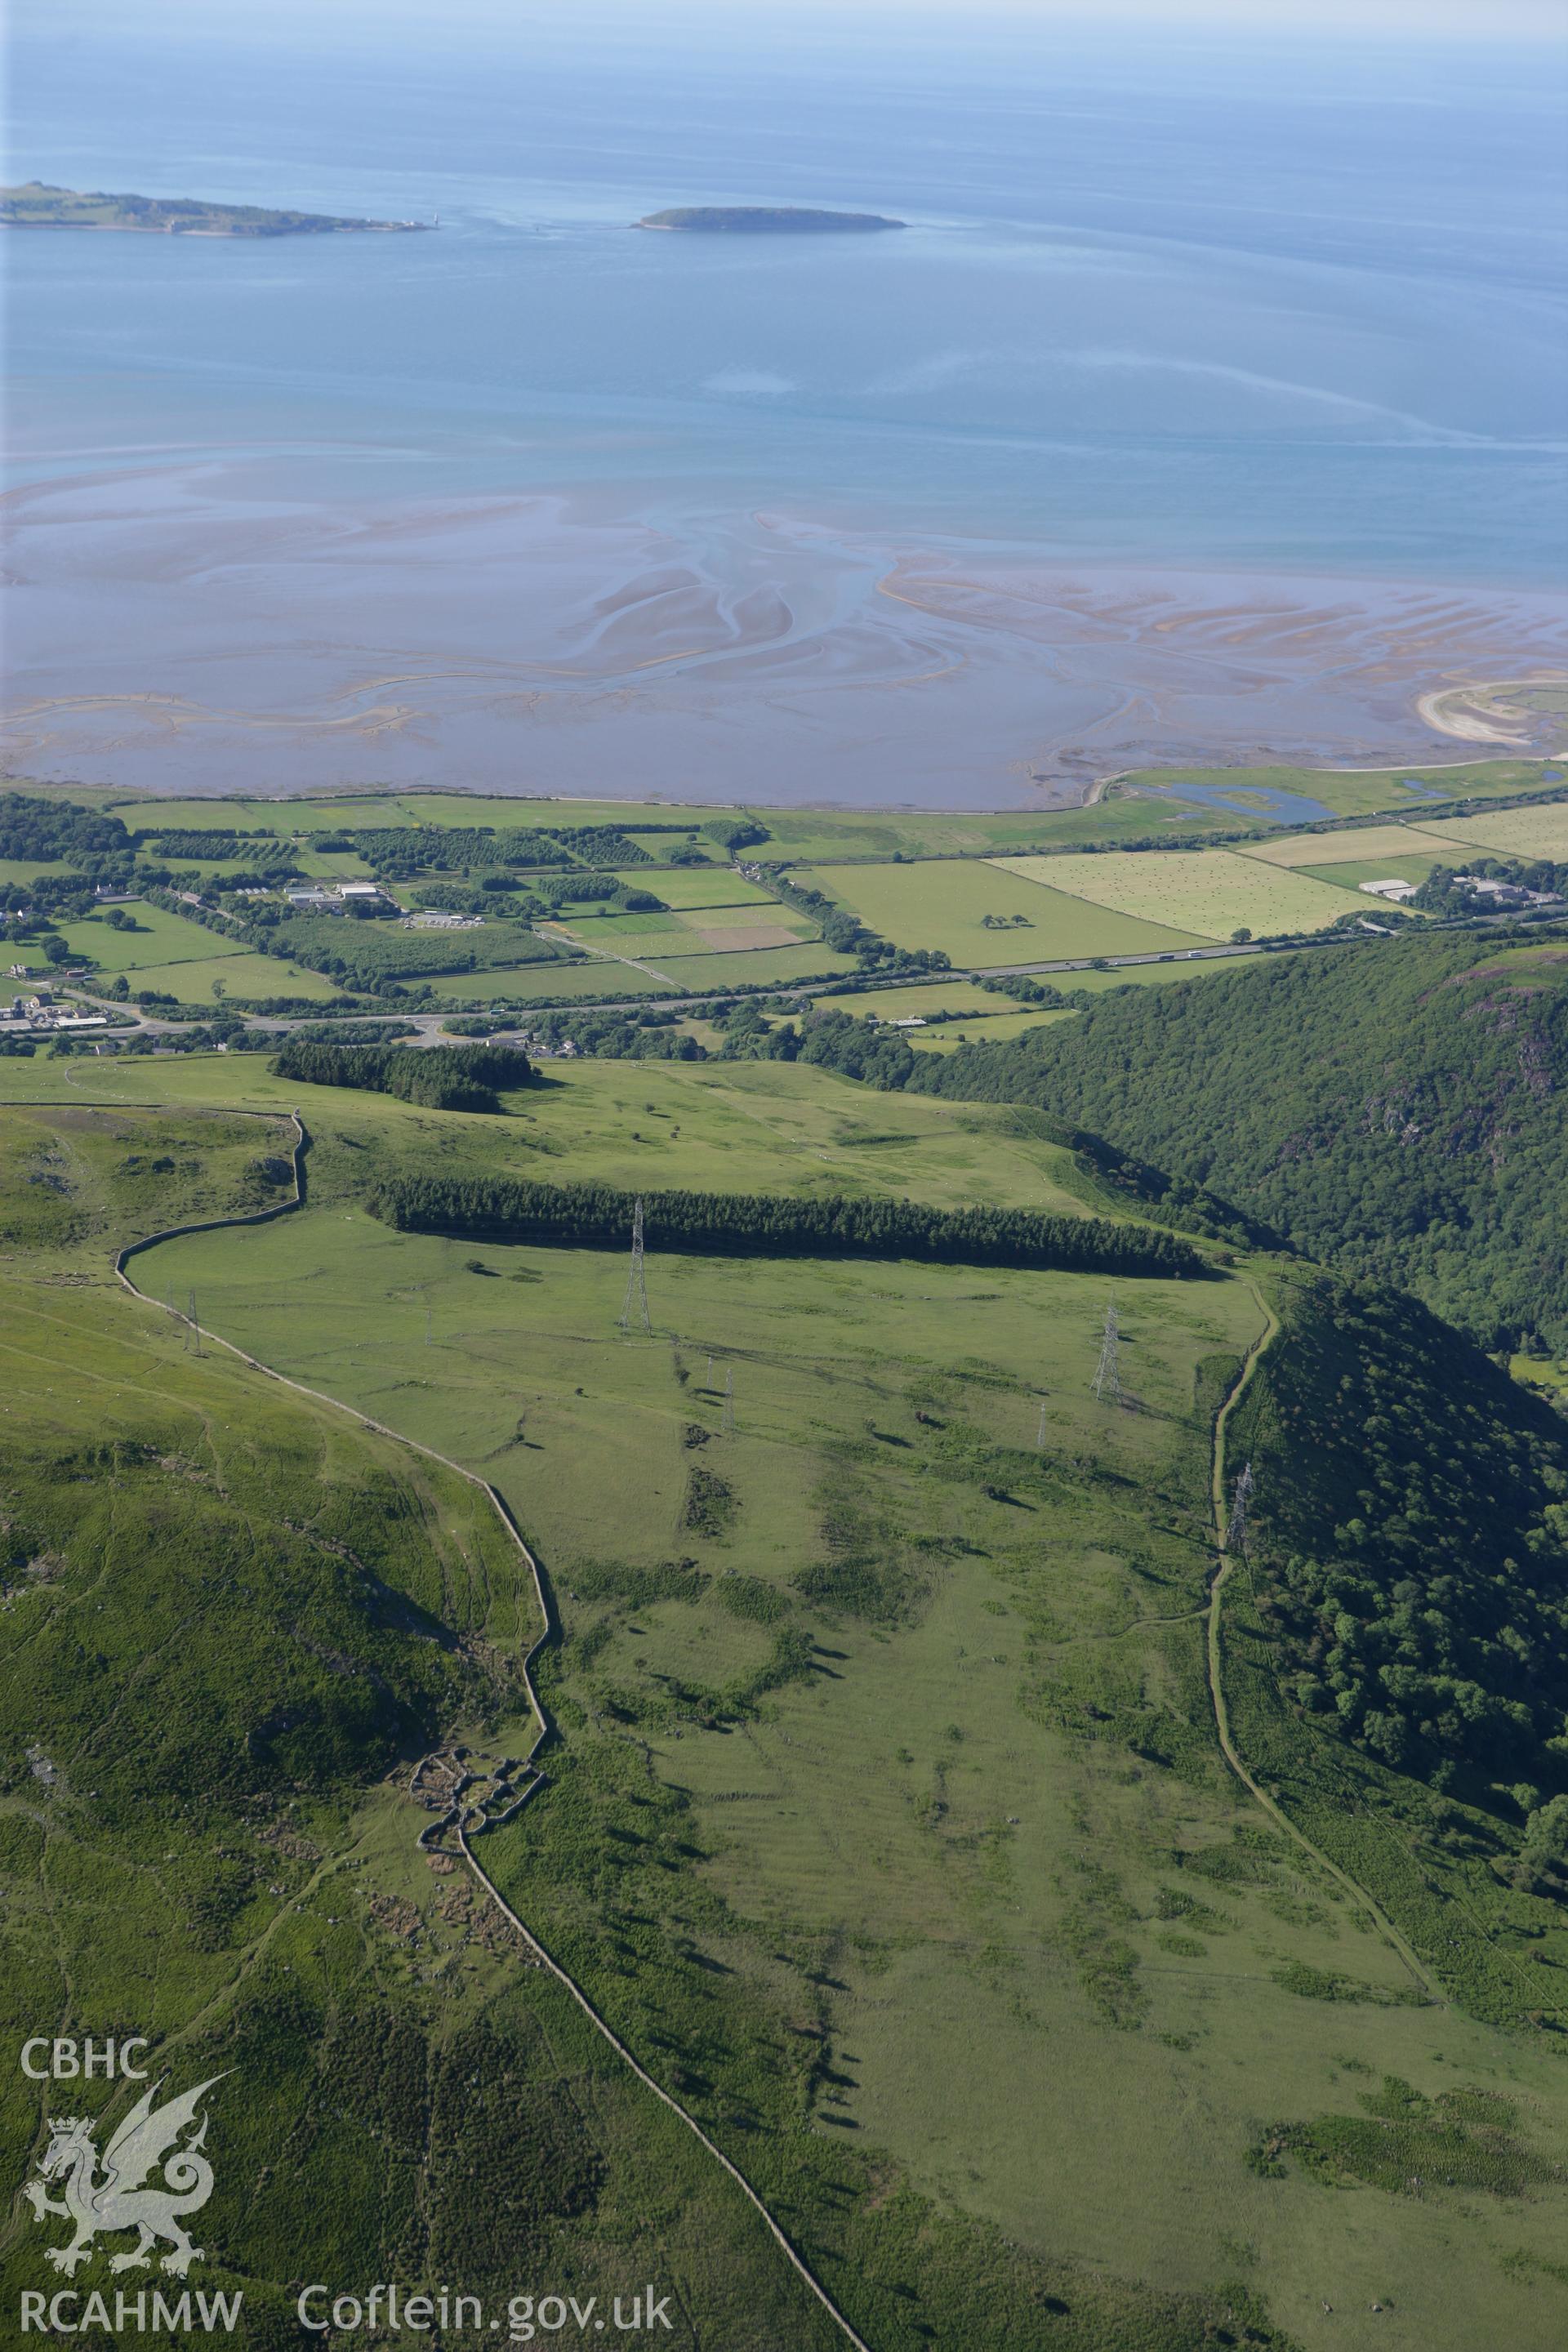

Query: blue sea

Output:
[9, 9, 1567, 569]
[4, 8, 1566, 800]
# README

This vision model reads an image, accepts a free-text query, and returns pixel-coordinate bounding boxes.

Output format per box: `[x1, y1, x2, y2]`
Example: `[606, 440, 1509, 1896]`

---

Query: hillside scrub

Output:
[366, 1171, 1204, 1276]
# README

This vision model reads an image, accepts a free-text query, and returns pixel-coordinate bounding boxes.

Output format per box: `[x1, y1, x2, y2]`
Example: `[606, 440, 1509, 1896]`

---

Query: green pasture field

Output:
[553, 908, 688, 940]
[129, 1177, 1568, 2351]
[90, 791, 733, 836]
[91, 794, 452, 833]
[905, 1006, 1078, 1049]
[151, 854, 278, 881]
[53, 902, 251, 972]
[138, 951, 342, 1004]
[1117, 758, 1566, 820]
[536, 932, 688, 985]
[809, 980, 1015, 1020]
[812, 859, 1204, 964]
[996, 850, 1358, 941]
[1238, 822, 1457, 869]
[1418, 804, 1568, 861]
[655, 925, 822, 963]
[670, 904, 815, 938]
[290, 844, 379, 879]
[0, 855, 76, 885]
[152, 844, 376, 882]
[430, 961, 667, 1004]
[270, 911, 561, 983]
[648, 932, 819, 964]
[0, 780, 129, 808]
[652, 944, 860, 989]
[759, 802, 1255, 862]
[559, 909, 815, 958]
[385, 794, 727, 833]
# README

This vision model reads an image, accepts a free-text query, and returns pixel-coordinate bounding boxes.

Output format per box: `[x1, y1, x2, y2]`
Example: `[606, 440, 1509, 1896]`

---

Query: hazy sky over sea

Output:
[15, 0, 1568, 38]
[7, 0, 1565, 567]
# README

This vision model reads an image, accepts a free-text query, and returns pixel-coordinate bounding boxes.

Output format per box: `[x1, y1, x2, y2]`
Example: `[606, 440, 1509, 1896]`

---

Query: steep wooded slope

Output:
[912, 936, 1568, 1348]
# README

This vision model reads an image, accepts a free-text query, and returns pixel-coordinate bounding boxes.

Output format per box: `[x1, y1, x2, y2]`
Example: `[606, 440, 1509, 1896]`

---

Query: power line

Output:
[618, 1196, 652, 1334]
[722, 1366, 735, 1434]
[1036, 1396, 1049, 1450]
[187, 1289, 202, 1358]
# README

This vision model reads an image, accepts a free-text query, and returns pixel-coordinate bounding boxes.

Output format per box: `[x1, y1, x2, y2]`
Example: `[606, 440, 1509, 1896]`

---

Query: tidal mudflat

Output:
[6, 473, 1565, 804]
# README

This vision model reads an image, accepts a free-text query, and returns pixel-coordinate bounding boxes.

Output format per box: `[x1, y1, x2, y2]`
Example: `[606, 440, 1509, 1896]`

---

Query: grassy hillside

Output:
[11, 1048, 1559, 2350]
[0, 1124, 963, 2352]
[0, 1050, 1102, 1220]
[0, 1094, 1303, 2351]
[911, 933, 1568, 1351]
[0, 1251, 604, 2344]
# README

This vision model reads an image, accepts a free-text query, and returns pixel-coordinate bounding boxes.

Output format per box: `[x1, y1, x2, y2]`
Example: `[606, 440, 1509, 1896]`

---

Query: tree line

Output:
[271, 1039, 532, 1112]
[364, 1172, 1205, 1276]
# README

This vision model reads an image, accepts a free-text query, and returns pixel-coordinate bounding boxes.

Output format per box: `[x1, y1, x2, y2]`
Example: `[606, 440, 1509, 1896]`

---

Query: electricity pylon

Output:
[618, 1196, 652, 1334]
[1227, 1461, 1254, 1553]
[722, 1366, 736, 1433]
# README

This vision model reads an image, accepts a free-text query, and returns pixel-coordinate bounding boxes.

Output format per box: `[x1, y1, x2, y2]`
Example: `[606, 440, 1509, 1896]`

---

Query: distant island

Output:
[637, 206, 904, 235]
[0, 183, 432, 237]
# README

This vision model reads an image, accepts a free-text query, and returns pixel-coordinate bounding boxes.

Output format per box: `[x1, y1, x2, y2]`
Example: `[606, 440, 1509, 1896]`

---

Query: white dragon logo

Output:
[24, 2075, 226, 2278]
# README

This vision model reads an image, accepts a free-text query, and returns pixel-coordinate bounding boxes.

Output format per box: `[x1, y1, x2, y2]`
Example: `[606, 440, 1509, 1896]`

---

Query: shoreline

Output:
[0, 220, 429, 237]
[2, 748, 1558, 823]
[1414, 676, 1568, 746]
